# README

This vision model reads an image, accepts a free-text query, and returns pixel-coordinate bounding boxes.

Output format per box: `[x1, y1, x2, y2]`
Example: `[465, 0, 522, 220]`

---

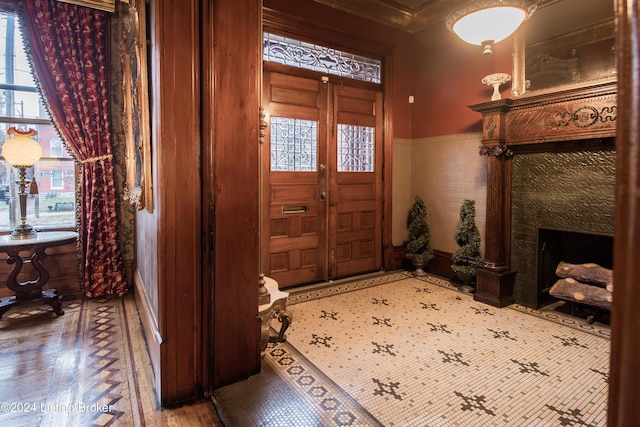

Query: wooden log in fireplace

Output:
[549, 278, 612, 311]
[555, 261, 613, 292]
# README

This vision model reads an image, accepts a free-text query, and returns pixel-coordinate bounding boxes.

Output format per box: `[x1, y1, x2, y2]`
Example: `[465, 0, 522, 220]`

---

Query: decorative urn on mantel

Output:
[482, 73, 511, 101]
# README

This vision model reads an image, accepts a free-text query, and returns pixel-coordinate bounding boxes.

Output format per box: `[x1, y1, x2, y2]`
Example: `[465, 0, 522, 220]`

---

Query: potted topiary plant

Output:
[451, 199, 483, 292]
[405, 196, 434, 277]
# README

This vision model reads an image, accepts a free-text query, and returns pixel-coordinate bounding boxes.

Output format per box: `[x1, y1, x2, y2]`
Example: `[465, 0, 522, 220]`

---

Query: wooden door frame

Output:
[609, 0, 640, 423]
[263, 8, 395, 272]
[201, 0, 262, 393]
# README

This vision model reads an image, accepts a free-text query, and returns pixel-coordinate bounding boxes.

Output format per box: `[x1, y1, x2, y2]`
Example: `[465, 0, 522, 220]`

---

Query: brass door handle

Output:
[320, 191, 326, 201]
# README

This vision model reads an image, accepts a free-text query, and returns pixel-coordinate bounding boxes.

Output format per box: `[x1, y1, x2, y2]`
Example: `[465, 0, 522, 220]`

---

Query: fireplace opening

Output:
[537, 228, 613, 308]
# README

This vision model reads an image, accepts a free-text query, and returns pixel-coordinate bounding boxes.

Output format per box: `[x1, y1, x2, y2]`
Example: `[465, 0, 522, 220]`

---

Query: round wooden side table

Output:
[0, 231, 78, 319]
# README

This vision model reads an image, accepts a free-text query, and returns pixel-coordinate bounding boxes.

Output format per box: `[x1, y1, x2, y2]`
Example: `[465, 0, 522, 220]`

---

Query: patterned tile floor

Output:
[217, 272, 610, 426]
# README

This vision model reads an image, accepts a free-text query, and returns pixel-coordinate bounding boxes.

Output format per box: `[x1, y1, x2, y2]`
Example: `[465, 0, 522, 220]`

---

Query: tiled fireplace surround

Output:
[469, 80, 617, 309]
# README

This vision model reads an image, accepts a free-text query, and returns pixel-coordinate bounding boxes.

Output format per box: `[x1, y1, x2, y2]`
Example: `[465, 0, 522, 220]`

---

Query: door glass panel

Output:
[337, 124, 374, 172]
[270, 117, 318, 172]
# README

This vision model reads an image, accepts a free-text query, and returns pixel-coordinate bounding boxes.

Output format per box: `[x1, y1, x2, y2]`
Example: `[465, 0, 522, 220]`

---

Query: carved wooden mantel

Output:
[468, 80, 617, 307]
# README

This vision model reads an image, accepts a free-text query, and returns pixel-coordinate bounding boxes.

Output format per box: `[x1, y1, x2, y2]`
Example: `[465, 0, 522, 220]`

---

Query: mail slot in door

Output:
[282, 205, 309, 214]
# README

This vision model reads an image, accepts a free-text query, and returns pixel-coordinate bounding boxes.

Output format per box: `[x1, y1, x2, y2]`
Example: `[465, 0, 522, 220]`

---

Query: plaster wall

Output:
[392, 138, 412, 246]
[410, 133, 487, 255]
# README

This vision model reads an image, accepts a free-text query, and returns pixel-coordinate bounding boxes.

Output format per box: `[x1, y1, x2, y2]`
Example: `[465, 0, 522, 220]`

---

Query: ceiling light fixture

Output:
[446, 0, 537, 55]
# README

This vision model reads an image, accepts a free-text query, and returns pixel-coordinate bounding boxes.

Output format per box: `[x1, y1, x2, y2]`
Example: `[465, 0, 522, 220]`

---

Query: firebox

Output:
[537, 228, 613, 307]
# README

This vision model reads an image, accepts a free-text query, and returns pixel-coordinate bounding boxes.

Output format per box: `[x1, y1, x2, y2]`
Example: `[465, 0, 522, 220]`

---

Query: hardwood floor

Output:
[0, 292, 223, 427]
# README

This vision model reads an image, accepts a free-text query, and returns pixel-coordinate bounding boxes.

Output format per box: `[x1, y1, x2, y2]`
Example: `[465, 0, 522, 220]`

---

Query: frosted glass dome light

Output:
[446, 1, 537, 55]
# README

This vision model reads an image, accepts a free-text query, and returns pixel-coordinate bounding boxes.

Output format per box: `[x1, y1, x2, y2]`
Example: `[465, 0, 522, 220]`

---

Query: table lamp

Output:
[3, 127, 42, 239]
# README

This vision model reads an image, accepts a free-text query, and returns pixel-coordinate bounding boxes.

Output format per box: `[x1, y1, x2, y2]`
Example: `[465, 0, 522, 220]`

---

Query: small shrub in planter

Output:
[406, 196, 434, 276]
[451, 199, 483, 289]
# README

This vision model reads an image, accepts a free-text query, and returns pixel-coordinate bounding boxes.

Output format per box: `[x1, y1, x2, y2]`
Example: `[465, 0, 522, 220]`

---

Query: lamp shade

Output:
[3, 127, 41, 167]
[446, 0, 536, 54]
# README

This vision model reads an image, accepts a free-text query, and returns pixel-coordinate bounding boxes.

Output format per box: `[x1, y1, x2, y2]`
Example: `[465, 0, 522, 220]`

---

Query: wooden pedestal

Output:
[474, 267, 517, 308]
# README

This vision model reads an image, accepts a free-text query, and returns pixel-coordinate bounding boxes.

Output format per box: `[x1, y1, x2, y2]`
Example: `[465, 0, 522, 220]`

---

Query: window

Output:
[50, 170, 63, 190]
[263, 33, 382, 84]
[0, 12, 76, 231]
[49, 137, 64, 157]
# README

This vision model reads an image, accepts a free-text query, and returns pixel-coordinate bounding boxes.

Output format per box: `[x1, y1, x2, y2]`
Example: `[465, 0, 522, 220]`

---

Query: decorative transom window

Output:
[270, 117, 318, 172]
[263, 33, 382, 84]
[337, 124, 374, 172]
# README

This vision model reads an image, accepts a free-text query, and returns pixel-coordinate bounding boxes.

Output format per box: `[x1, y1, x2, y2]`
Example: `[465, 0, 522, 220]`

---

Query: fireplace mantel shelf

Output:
[470, 80, 617, 148]
[468, 80, 617, 308]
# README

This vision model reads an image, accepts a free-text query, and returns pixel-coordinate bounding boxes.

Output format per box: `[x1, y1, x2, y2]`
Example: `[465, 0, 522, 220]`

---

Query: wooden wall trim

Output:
[199, 0, 215, 398]
[263, 7, 391, 58]
[133, 267, 161, 401]
[392, 246, 458, 282]
[151, 0, 202, 406]
[382, 41, 394, 271]
[391, 245, 405, 270]
[427, 249, 458, 281]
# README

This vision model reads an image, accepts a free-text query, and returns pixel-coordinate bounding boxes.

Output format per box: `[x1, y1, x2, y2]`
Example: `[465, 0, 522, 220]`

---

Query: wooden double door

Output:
[262, 71, 383, 287]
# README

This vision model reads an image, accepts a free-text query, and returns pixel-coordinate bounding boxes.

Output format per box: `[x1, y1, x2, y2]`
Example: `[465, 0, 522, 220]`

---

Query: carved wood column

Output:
[471, 100, 517, 307]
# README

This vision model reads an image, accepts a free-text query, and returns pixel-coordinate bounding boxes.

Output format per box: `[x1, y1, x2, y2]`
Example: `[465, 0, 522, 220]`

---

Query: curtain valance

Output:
[55, 0, 115, 12]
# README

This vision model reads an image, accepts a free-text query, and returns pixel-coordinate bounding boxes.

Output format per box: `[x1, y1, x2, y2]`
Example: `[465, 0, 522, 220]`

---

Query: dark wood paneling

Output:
[392, 246, 458, 282]
[149, 0, 202, 406]
[427, 250, 458, 281]
[208, 0, 262, 388]
[391, 245, 405, 270]
[609, 0, 640, 424]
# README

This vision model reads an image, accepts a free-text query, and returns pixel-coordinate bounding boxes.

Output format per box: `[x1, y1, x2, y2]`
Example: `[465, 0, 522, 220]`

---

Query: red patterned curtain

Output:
[20, 0, 127, 297]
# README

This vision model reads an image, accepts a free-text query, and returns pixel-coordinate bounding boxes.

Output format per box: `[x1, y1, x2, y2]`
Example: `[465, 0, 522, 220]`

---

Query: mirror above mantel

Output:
[512, 0, 615, 97]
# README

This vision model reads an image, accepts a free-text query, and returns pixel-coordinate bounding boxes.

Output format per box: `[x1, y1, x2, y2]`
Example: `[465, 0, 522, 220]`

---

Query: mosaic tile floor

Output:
[261, 272, 610, 426]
